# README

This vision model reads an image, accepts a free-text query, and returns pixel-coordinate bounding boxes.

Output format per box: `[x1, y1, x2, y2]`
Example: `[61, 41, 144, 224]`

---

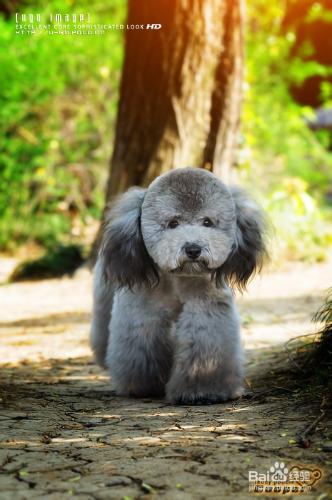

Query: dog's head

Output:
[100, 168, 266, 290]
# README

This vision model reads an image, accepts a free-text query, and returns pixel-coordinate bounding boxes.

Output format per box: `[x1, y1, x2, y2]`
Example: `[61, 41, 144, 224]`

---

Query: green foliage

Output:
[241, 0, 332, 261]
[0, 0, 125, 250]
[263, 178, 331, 262]
[1, 0, 331, 263]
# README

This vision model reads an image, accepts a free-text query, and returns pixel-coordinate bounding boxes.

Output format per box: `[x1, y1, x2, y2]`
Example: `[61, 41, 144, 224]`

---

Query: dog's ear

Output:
[216, 187, 267, 290]
[99, 188, 159, 288]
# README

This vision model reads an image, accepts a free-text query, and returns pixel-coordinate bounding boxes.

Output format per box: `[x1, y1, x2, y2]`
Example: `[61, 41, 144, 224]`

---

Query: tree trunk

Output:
[107, 0, 243, 193]
[92, 0, 244, 261]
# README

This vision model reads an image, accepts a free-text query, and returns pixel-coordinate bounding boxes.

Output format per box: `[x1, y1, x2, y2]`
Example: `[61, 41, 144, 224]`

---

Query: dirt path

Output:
[0, 257, 331, 499]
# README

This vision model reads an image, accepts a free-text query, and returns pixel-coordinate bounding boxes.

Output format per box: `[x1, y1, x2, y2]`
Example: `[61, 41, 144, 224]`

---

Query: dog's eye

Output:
[168, 219, 179, 229]
[203, 217, 214, 227]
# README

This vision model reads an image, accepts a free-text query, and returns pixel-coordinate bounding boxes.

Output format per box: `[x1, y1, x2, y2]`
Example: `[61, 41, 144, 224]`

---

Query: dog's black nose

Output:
[184, 243, 201, 260]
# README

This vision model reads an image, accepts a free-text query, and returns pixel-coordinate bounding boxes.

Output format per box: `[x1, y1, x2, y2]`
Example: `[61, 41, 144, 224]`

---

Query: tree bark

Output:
[107, 0, 243, 194]
[92, 0, 244, 261]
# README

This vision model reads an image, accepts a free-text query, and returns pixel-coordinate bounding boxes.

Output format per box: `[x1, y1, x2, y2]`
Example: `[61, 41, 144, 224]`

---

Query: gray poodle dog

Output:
[91, 167, 266, 405]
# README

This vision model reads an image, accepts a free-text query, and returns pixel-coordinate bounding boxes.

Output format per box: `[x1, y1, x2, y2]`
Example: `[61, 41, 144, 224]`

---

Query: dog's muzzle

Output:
[170, 258, 210, 275]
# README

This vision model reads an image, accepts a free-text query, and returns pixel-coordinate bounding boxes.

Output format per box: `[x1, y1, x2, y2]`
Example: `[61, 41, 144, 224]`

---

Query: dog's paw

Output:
[178, 394, 227, 406]
[168, 392, 227, 406]
[168, 386, 245, 406]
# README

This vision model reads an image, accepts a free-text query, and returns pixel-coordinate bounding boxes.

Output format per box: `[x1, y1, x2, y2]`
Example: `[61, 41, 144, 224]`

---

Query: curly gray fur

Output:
[90, 168, 267, 404]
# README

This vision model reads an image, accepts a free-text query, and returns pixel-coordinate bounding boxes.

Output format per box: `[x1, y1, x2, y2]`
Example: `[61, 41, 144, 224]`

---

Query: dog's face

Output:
[101, 167, 266, 289]
[141, 168, 236, 275]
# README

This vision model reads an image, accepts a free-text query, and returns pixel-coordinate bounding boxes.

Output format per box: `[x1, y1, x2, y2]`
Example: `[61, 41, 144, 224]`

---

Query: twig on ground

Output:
[241, 385, 295, 401]
[296, 396, 327, 448]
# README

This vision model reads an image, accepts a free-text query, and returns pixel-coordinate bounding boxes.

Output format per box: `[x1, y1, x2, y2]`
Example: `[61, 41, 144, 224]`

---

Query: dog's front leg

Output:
[106, 289, 174, 398]
[166, 299, 244, 405]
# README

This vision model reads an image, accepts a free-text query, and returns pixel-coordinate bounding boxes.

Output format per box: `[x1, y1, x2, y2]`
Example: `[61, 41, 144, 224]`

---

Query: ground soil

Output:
[0, 256, 331, 499]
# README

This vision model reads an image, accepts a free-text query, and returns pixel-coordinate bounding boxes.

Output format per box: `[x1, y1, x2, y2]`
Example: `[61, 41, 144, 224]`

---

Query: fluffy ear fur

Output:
[216, 187, 267, 290]
[99, 188, 159, 288]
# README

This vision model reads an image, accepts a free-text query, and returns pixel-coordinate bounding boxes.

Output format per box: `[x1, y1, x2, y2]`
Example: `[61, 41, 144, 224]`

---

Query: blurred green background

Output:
[0, 0, 331, 265]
